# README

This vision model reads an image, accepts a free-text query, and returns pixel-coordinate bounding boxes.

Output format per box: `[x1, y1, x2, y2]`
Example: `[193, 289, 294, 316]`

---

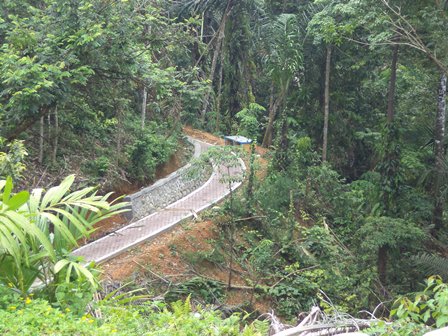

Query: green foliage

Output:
[3, 0, 448, 323]
[243, 239, 275, 276]
[261, 13, 304, 91]
[413, 253, 448, 281]
[83, 156, 111, 178]
[0, 138, 27, 181]
[0, 0, 203, 185]
[308, 0, 359, 45]
[358, 216, 426, 251]
[269, 270, 321, 317]
[236, 103, 265, 140]
[126, 124, 178, 183]
[256, 172, 295, 216]
[376, 122, 403, 214]
[368, 277, 448, 335]
[0, 295, 268, 336]
[0, 175, 128, 297]
[165, 277, 225, 304]
[53, 278, 97, 316]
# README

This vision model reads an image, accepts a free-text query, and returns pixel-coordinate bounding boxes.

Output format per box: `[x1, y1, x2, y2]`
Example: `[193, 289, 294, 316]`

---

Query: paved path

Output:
[73, 138, 245, 264]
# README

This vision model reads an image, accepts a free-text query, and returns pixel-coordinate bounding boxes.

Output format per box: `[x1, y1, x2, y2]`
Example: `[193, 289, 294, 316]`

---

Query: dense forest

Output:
[2, 0, 448, 335]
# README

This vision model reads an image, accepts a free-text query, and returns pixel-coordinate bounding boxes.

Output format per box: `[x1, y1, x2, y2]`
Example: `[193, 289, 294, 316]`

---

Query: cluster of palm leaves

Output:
[0, 175, 128, 296]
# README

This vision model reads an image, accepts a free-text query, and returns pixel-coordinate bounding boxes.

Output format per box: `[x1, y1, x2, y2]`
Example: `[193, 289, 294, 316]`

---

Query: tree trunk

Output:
[52, 106, 59, 164]
[47, 114, 51, 148]
[141, 86, 147, 128]
[215, 51, 225, 132]
[387, 45, 399, 123]
[245, 142, 256, 210]
[377, 245, 388, 286]
[227, 167, 234, 289]
[262, 84, 276, 147]
[38, 116, 44, 165]
[322, 44, 332, 162]
[377, 46, 400, 286]
[262, 80, 290, 148]
[382, 45, 400, 212]
[6, 105, 53, 142]
[433, 73, 447, 231]
[201, 1, 233, 123]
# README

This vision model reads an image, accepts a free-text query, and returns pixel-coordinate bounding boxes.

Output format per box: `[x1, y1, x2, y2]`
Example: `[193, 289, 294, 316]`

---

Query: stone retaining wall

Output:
[124, 137, 211, 221]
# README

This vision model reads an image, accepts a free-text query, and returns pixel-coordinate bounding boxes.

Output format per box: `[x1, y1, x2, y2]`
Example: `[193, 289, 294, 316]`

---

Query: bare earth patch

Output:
[100, 218, 272, 314]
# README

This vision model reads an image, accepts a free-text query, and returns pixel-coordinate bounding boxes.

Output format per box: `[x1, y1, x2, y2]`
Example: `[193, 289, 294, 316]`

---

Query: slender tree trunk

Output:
[227, 232, 234, 290]
[387, 45, 399, 123]
[264, 98, 282, 147]
[38, 116, 44, 165]
[47, 114, 51, 147]
[52, 106, 59, 164]
[116, 101, 124, 155]
[246, 142, 256, 211]
[382, 45, 400, 212]
[201, 1, 232, 123]
[227, 167, 234, 289]
[378, 245, 388, 288]
[200, 11, 205, 41]
[262, 80, 290, 148]
[433, 73, 447, 231]
[378, 45, 400, 286]
[277, 112, 290, 170]
[215, 52, 225, 132]
[322, 45, 332, 162]
[262, 84, 276, 147]
[141, 86, 147, 128]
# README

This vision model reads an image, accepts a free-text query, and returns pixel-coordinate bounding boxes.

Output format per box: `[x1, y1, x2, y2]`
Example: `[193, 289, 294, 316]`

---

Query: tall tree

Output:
[377, 44, 400, 286]
[322, 44, 332, 162]
[433, 73, 447, 231]
[261, 14, 303, 147]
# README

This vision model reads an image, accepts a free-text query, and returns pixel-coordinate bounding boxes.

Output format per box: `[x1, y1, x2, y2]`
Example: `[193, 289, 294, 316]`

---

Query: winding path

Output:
[73, 137, 245, 264]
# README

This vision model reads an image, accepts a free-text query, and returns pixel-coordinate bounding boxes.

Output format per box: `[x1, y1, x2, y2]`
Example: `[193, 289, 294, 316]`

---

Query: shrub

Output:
[368, 277, 448, 335]
[126, 124, 177, 183]
[0, 137, 27, 181]
[165, 277, 225, 304]
[0, 296, 268, 336]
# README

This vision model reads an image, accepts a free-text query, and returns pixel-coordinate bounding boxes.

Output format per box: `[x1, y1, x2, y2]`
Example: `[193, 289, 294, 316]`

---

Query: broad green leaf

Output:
[2, 177, 13, 203]
[54, 259, 70, 273]
[41, 175, 75, 208]
[6, 191, 29, 210]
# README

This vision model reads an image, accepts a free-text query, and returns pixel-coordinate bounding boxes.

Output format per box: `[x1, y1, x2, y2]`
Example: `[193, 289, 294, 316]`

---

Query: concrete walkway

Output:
[73, 138, 245, 264]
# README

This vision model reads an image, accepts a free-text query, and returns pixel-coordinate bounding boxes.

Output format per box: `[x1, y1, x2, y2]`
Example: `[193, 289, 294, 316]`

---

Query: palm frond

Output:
[0, 174, 129, 295]
[413, 252, 448, 281]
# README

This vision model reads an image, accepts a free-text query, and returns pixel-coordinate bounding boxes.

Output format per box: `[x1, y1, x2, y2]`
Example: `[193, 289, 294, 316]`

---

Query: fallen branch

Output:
[133, 261, 171, 285]
[234, 215, 267, 222]
[269, 305, 378, 336]
[272, 322, 371, 336]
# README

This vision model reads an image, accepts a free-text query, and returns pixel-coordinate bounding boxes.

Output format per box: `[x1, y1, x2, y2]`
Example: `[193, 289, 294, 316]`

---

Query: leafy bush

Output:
[126, 123, 177, 183]
[0, 175, 128, 299]
[358, 216, 426, 252]
[83, 156, 111, 178]
[0, 138, 27, 181]
[368, 277, 448, 335]
[165, 277, 225, 304]
[269, 269, 323, 317]
[236, 103, 265, 140]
